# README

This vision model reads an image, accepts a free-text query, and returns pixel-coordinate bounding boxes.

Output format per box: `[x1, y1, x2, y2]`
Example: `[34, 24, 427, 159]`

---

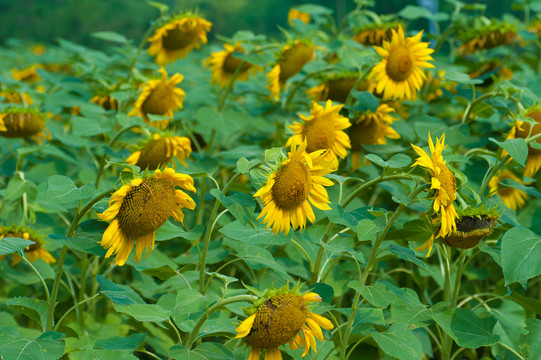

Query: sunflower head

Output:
[288, 8, 311, 26]
[353, 21, 403, 46]
[439, 208, 499, 249]
[12, 65, 43, 83]
[90, 94, 118, 111]
[507, 105, 541, 177]
[203, 42, 259, 88]
[0, 108, 50, 143]
[147, 14, 213, 65]
[349, 103, 400, 150]
[457, 20, 518, 54]
[306, 73, 375, 103]
[488, 169, 528, 210]
[0, 225, 55, 265]
[1, 91, 33, 105]
[126, 133, 192, 170]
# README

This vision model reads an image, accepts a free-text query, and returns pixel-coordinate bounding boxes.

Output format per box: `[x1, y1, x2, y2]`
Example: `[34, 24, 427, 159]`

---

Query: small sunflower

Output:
[267, 40, 314, 101]
[506, 107, 541, 177]
[0, 226, 55, 265]
[1, 91, 33, 105]
[147, 15, 212, 65]
[0, 108, 50, 143]
[286, 100, 351, 168]
[353, 22, 403, 47]
[235, 285, 333, 360]
[411, 132, 458, 238]
[288, 8, 311, 26]
[203, 42, 259, 88]
[370, 26, 435, 100]
[488, 169, 527, 210]
[11, 65, 43, 83]
[97, 168, 196, 266]
[306, 74, 375, 104]
[126, 133, 192, 170]
[254, 140, 335, 235]
[90, 94, 118, 111]
[457, 21, 518, 55]
[128, 67, 185, 129]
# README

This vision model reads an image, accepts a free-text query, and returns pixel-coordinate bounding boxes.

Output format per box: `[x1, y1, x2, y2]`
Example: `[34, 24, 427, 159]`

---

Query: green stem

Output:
[217, 60, 247, 112]
[53, 294, 101, 331]
[462, 92, 497, 124]
[168, 320, 183, 345]
[283, 66, 335, 111]
[20, 254, 51, 304]
[127, 22, 158, 82]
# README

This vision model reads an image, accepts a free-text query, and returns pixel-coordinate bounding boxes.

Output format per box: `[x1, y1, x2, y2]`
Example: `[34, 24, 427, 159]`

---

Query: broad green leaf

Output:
[357, 219, 377, 241]
[0, 326, 65, 360]
[170, 342, 235, 360]
[91, 31, 128, 43]
[7, 297, 49, 330]
[519, 318, 541, 359]
[155, 221, 203, 241]
[47, 175, 95, 204]
[444, 70, 483, 85]
[169, 346, 206, 360]
[94, 333, 146, 351]
[69, 349, 138, 360]
[142, 265, 178, 280]
[72, 115, 106, 137]
[387, 244, 428, 270]
[326, 204, 378, 229]
[219, 220, 290, 245]
[114, 304, 170, 323]
[489, 138, 528, 166]
[349, 281, 425, 309]
[351, 91, 379, 112]
[210, 190, 255, 225]
[501, 179, 541, 199]
[5, 176, 26, 200]
[49, 233, 106, 256]
[97, 275, 145, 305]
[0, 237, 35, 255]
[391, 302, 433, 328]
[399, 5, 433, 19]
[372, 322, 423, 360]
[501, 227, 541, 285]
[237, 158, 260, 174]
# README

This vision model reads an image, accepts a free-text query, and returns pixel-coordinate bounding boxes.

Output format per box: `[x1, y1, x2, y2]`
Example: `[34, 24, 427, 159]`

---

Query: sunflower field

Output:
[1, 1, 541, 359]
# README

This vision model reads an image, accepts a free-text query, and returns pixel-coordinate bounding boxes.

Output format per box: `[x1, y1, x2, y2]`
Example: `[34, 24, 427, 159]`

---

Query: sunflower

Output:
[349, 103, 400, 170]
[0, 226, 55, 265]
[370, 26, 435, 101]
[97, 168, 196, 266]
[147, 15, 212, 65]
[288, 8, 311, 26]
[285, 100, 351, 168]
[267, 40, 314, 101]
[254, 140, 335, 235]
[128, 67, 185, 129]
[235, 285, 333, 360]
[126, 133, 192, 170]
[90, 94, 118, 111]
[0, 108, 50, 143]
[506, 107, 541, 177]
[306, 74, 375, 104]
[488, 169, 528, 210]
[457, 21, 517, 55]
[1, 91, 33, 105]
[353, 22, 403, 47]
[203, 42, 259, 88]
[439, 212, 499, 249]
[11, 65, 43, 83]
[411, 132, 458, 238]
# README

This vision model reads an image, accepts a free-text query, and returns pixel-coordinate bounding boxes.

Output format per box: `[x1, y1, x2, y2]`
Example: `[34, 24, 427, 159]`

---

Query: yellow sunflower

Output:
[90, 94, 118, 111]
[11, 65, 43, 83]
[147, 15, 212, 65]
[235, 285, 333, 360]
[411, 132, 458, 239]
[254, 140, 335, 235]
[203, 42, 259, 88]
[128, 67, 185, 129]
[353, 22, 403, 47]
[288, 8, 311, 26]
[97, 168, 196, 266]
[0, 108, 50, 143]
[267, 40, 314, 101]
[370, 26, 435, 100]
[285, 100, 351, 168]
[306, 75, 375, 104]
[488, 170, 528, 210]
[1, 91, 33, 105]
[439, 212, 499, 250]
[349, 103, 400, 170]
[506, 107, 541, 177]
[0, 226, 55, 265]
[458, 24, 517, 55]
[126, 133, 192, 170]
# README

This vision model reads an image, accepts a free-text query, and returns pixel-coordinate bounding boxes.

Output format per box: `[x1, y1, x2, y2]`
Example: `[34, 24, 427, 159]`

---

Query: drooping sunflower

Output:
[11, 65, 43, 83]
[411, 132, 458, 238]
[370, 26, 435, 100]
[0, 108, 50, 143]
[506, 106, 541, 177]
[457, 21, 518, 55]
[126, 133, 192, 170]
[254, 140, 335, 235]
[235, 285, 333, 360]
[306, 73, 375, 104]
[267, 40, 314, 101]
[147, 15, 212, 65]
[349, 103, 400, 170]
[128, 67, 185, 129]
[353, 22, 403, 47]
[97, 168, 196, 266]
[288, 8, 311, 26]
[488, 169, 528, 210]
[0, 226, 55, 265]
[203, 42, 259, 88]
[1, 91, 33, 105]
[90, 94, 118, 111]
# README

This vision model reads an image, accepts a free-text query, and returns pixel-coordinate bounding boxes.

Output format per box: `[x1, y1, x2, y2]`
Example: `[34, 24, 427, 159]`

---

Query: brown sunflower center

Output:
[0, 113, 44, 139]
[244, 293, 308, 349]
[515, 111, 541, 155]
[162, 26, 197, 51]
[435, 166, 456, 204]
[222, 53, 250, 75]
[327, 78, 357, 103]
[117, 178, 176, 238]
[136, 139, 171, 170]
[349, 114, 382, 150]
[386, 46, 414, 81]
[440, 215, 497, 249]
[303, 117, 336, 153]
[141, 83, 176, 116]
[279, 43, 313, 82]
[271, 160, 311, 210]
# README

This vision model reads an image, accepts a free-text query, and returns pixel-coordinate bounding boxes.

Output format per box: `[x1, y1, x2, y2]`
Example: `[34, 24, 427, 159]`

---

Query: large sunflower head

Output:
[254, 140, 335, 235]
[370, 26, 435, 100]
[126, 133, 192, 170]
[506, 106, 541, 177]
[457, 21, 518, 55]
[128, 67, 185, 129]
[411, 132, 458, 238]
[0, 226, 55, 265]
[235, 284, 333, 360]
[353, 21, 403, 47]
[97, 168, 196, 266]
[0, 108, 50, 143]
[288, 7, 311, 26]
[439, 206, 500, 250]
[147, 14, 212, 65]
[203, 42, 259, 88]
[286, 100, 351, 168]
[488, 169, 528, 210]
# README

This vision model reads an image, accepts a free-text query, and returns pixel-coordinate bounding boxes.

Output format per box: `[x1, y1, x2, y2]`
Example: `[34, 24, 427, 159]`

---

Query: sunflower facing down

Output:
[97, 168, 196, 266]
[126, 133, 192, 170]
[203, 43, 258, 88]
[0, 108, 50, 143]
[488, 169, 528, 210]
[353, 22, 403, 47]
[254, 140, 335, 235]
[288, 8, 311, 26]
[286, 100, 351, 168]
[306, 74, 376, 104]
[506, 107, 541, 177]
[0, 226, 55, 265]
[147, 15, 212, 65]
[90, 94, 118, 111]
[235, 285, 333, 360]
[370, 26, 435, 100]
[128, 68, 185, 129]
[411, 132, 458, 238]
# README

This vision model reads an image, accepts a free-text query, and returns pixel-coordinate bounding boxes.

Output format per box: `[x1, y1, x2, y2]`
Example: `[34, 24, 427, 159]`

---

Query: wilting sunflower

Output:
[254, 141, 335, 235]
[457, 21, 518, 55]
[288, 8, 311, 26]
[286, 100, 351, 167]
[147, 15, 212, 65]
[128, 67, 185, 129]
[203, 42, 259, 88]
[488, 169, 528, 210]
[370, 26, 435, 100]
[353, 22, 403, 47]
[267, 40, 314, 101]
[0, 226, 55, 265]
[306, 73, 375, 104]
[349, 103, 400, 170]
[235, 285, 333, 360]
[0, 108, 50, 143]
[411, 132, 458, 238]
[97, 168, 196, 266]
[529, 18, 541, 36]
[1, 91, 33, 105]
[11, 65, 43, 83]
[506, 106, 541, 177]
[126, 133, 192, 170]
[90, 94, 118, 111]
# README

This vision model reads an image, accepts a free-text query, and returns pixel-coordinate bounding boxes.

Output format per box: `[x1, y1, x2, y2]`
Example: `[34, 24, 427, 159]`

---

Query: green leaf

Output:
[237, 158, 260, 174]
[169, 342, 235, 360]
[372, 323, 423, 360]
[501, 179, 541, 199]
[155, 221, 203, 241]
[97, 275, 145, 305]
[147, 1, 169, 13]
[47, 175, 95, 204]
[430, 308, 499, 348]
[444, 70, 483, 85]
[351, 91, 379, 112]
[210, 190, 255, 225]
[114, 304, 170, 323]
[219, 221, 290, 245]
[142, 265, 178, 281]
[49, 233, 106, 256]
[91, 31, 128, 43]
[0, 326, 65, 360]
[172, 289, 220, 332]
[69, 349, 138, 360]
[94, 333, 146, 351]
[489, 138, 528, 166]
[0, 237, 35, 255]
[72, 115, 105, 137]
[5, 176, 27, 200]
[357, 219, 377, 241]
[349, 281, 425, 309]
[387, 244, 428, 270]
[7, 297, 49, 330]
[519, 318, 541, 359]
[399, 5, 433, 19]
[501, 227, 541, 285]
